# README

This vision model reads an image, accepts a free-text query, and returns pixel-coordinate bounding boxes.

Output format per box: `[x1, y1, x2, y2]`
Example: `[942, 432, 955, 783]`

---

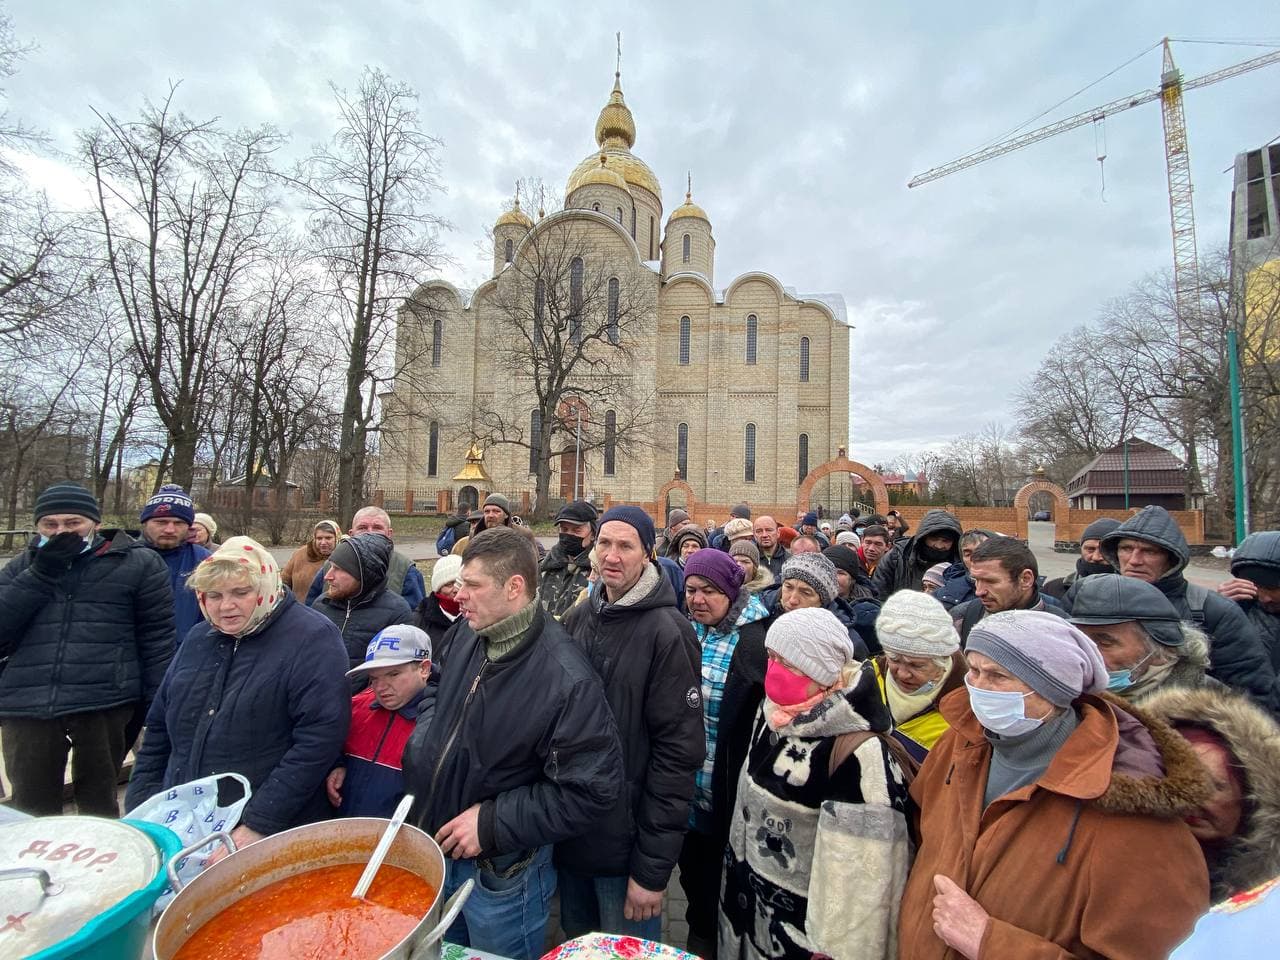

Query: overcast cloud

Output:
[6, 1, 1278, 466]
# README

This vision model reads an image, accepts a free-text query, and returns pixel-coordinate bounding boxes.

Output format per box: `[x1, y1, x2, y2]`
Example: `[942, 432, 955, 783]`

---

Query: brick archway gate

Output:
[797, 456, 890, 518]
[1014, 479, 1071, 541]
[655, 477, 698, 520]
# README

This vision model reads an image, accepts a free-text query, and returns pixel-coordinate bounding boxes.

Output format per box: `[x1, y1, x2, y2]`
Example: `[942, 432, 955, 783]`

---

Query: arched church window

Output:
[746, 314, 758, 365]
[607, 277, 620, 344]
[679, 316, 690, 365]
[504, 238, 513, 263]
[677, 423, 688, 479]
[682, 234, 691, 263]
[616, 207, 624, 225]
[630, 206, 636, 239]
[428, 421, 439, 477]
[529, 409, 542, 475]
[798, 433, 809, 484]
[604, 410, 617, 476]
[570, 257, 584, 344]
[649, 216, 655, 259]
[800, 336, 810, 382]
[431, 318, 442, 367]
[744, 423, 757, 483]
[592, 202, 601, 212]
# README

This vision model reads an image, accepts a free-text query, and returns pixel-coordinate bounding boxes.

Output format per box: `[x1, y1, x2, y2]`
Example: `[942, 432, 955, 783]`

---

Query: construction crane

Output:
[909, 38, 1280, 329]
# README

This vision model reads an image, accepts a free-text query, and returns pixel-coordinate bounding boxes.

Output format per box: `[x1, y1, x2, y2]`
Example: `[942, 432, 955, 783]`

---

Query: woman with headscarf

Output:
[190, 512, 219, 549]
[281, 519, 341, 603]
[872, 590, 966, 764]
[125, 536, 351, 856]
[719, 607, 911, 960]
[671, 525, 708, 567]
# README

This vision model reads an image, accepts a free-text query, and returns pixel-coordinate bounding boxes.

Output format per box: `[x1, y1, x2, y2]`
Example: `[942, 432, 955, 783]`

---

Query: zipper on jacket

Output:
[371, 707, 397, 765]
[428, 659, 489, 802]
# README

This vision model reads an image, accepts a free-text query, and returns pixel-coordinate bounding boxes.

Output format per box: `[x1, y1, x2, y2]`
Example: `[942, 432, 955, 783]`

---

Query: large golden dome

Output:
[577, 153, 629, 191]
[495, 198, 534, 229]
[565, 72, 663, 203]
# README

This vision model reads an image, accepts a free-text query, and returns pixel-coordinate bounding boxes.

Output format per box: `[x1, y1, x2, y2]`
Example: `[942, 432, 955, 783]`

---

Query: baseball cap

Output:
[346, 624, 432, 678]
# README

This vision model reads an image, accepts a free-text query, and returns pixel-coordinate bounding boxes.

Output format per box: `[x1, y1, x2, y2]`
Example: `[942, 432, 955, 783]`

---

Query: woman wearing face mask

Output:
[899, 610, 1214, 960]
[414, 554, 463, 641]
[872, 591, 966, 765]
[719, 608, 912, 960]
[1141, 685, 1280, 902]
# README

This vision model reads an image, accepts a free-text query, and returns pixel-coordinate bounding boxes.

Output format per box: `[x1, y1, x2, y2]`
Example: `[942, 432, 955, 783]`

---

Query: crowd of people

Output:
[3, 481, 1280, 959]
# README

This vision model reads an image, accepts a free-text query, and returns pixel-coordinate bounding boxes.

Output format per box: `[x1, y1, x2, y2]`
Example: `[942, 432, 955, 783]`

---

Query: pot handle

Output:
[165, 831, 238, 892]
[408, 878, 473, 960]
[0, 867, 62, 897]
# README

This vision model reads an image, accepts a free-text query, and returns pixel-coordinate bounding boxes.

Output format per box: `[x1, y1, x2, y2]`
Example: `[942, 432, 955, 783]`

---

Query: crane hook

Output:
[1093, 117, 1108, 202]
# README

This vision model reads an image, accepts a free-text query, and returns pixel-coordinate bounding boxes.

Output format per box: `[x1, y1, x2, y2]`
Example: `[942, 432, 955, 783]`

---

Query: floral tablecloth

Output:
[541, 934, 699, 960]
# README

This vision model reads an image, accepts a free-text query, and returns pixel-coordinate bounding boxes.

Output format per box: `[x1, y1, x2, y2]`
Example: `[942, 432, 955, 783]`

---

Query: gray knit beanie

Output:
[780, 552, 839, 607]
[875, 591, 959, 657]
[729, 539, 761, 565]
[967, 610, 1107, 708]
[765, 607, 856, 686]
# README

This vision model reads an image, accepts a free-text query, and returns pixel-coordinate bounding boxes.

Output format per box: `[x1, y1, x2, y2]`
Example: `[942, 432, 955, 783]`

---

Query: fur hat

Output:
[431, 553, 463, 593]
[766, 607, 856, 686]
[876, 591, 959, 657]
[780, 552, 839, 607]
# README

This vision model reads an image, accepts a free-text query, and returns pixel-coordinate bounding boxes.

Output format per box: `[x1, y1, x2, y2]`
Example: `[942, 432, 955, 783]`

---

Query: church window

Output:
[604, 410, 617, 475]
[592, 202, 601, 212]
[679, 316, 691, 365]
[744, 423, 757, 482]
[534, 279, 546, 348]
[682, 233, 691, 263]
[800, 336, 810, 382]
[431, 318, 442, 367]
[607, 277, 620, 344]
[649, 216, 655, 259]
[746, 314, 758, 365]
[677, 423, 688, 478]
[529, 409, 542, 475]
[616, 207, 624, 225]
[570, 257, 584, 344]
[504, 238, 513, 263]
[631, 206, 636, 239]
[798, 433, 809, 483]
[428, 421, 439, 477]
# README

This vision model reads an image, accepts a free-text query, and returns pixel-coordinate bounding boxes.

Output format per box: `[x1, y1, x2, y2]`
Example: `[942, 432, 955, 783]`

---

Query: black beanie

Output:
[34, 482, 101, 523]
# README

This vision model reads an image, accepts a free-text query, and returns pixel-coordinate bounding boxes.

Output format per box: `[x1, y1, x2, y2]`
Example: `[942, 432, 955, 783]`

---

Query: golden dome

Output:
[594, 74, 636, 149]
[496, 198, 534, 229]
[566, 148, 662, 202]
[577, 153, 628, 191]
[668, 189, 709, 223]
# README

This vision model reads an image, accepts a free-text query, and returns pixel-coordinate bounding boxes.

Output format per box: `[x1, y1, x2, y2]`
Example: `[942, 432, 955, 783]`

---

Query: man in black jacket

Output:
[1102, 505, 1280, 713]
[540, 499, 597, 619]
[0, 482, 174, 816]
[404, 527, 623, 960]
[871, 508, 962, 598]
[313, 533, 412, 689]
[951, 536, 1068, 644]
[559, 506, 703, 941]
[1219, 531, 1280, 671]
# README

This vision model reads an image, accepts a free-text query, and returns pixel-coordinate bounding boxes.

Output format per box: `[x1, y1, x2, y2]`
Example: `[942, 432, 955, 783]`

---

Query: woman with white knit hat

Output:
[873, 590, 964, 764]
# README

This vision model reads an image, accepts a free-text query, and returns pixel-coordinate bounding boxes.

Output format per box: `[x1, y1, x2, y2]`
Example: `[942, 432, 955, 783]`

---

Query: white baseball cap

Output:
[346, 624, 432, 678]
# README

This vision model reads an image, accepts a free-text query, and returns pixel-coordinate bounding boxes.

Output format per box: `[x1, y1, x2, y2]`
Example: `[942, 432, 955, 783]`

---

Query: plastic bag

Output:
[128, 772, 251, 908]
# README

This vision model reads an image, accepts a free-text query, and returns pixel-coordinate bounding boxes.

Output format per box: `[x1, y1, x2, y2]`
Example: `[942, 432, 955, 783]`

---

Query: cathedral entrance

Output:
[458, 485, 479, 512]
[559, 451, 585, 500]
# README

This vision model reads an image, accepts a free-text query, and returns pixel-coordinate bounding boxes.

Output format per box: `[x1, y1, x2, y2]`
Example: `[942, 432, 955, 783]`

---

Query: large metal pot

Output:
[153, 818, 472, 960]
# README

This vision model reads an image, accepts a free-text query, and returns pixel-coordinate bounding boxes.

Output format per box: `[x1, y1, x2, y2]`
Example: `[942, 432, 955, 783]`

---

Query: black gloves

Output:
[33, 531, 86, 577]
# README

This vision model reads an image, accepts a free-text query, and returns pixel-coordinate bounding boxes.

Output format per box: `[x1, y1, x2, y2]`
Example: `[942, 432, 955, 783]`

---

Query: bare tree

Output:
[288, 66, 447, 524]
[472, 216, 657, 519]
[81, 85, 283, 490]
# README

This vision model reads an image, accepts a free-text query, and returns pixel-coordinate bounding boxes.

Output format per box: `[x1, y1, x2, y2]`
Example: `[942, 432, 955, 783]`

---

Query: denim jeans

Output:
[442, 845, 555, 960]
[558, 870, 664, 942]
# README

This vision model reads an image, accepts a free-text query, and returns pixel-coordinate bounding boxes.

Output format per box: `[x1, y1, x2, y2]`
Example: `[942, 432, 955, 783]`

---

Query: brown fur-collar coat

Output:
[899, 689, 1212, 959]
[1141, 685, 1280, 900]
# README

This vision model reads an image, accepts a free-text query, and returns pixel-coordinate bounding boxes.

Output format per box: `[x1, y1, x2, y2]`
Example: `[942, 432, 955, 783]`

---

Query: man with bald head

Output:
[305, 505, 426, 608]
[753, 515, 787, 580]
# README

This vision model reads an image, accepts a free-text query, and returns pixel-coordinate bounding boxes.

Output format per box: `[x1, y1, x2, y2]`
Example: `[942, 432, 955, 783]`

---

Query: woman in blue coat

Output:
[125, 536, 351, 854]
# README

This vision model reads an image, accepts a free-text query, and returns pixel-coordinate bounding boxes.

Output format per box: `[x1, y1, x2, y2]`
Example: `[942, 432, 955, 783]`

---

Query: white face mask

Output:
[965, 677, 1049, 736]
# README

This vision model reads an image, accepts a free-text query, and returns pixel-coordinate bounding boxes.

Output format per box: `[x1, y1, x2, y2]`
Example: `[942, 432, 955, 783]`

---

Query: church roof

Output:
[566, 71, 663, 202]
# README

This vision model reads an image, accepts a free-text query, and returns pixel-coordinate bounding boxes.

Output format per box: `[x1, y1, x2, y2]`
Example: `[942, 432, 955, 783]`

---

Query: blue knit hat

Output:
[598, 505, 656, 555]
[140, 483, 195, 525]
[34, 482, 101, 523]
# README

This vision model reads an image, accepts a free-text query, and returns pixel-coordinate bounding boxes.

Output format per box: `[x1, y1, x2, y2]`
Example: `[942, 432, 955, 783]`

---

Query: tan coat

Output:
[899, 690, 1212, 959]
[280, 544, 326, 603]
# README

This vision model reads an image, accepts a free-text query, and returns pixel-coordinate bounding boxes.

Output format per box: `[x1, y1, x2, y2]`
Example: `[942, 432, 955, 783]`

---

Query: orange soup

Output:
[172, 862, 436, 960]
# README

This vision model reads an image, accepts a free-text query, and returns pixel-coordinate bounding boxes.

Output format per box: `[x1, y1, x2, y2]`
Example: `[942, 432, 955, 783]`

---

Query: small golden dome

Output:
[594, 74, 636, 149]
[576, 153, 628, 191]
[496, 198, 534, 229]
[668, 190, 709, 223]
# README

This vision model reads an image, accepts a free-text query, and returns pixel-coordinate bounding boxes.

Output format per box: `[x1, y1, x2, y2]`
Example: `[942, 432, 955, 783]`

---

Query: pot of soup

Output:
[153, 818, 472, 960]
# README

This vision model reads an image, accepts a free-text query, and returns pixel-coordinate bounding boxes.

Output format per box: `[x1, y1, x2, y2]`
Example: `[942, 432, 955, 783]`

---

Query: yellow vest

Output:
[875, 660, 952, 755]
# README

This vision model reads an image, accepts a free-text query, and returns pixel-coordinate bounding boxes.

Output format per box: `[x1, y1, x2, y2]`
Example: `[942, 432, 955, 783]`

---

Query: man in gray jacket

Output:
[1218, 530, 1280, 672]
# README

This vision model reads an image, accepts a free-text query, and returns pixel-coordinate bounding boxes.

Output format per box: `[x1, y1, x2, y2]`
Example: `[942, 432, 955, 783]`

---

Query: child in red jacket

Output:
[326, 624, 431, 818]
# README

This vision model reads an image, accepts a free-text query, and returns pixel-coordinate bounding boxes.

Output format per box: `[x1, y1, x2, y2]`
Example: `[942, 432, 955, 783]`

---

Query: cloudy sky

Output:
[6, 1, 1278, 466]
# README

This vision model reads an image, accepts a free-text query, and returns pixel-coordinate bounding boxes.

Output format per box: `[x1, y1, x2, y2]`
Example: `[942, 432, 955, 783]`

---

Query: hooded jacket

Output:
[539, 539, 594, 620]
[304, 550, 426, 609]
[1102, 506, 1279, 712]
[0, 530, 175, 719]
[720, 660, 912, 960]
[404, 604, 624, 857]
[1141, 685, 1280, 900]
[871, 510, 963, 598]
[1230, 530, 1280, 671]
[312, 534, 413, 681]
[557, 565, 705, 890]
[931, 561, 975, 610]
[125, 593, 352, 834]
[898, 690, 1211, 959]
[144, 539, 210, 644]
[668, 526, 708, 564]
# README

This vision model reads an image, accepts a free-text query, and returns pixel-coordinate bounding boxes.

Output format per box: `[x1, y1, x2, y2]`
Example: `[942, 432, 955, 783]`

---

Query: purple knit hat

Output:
[684, 548, 745, 598]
